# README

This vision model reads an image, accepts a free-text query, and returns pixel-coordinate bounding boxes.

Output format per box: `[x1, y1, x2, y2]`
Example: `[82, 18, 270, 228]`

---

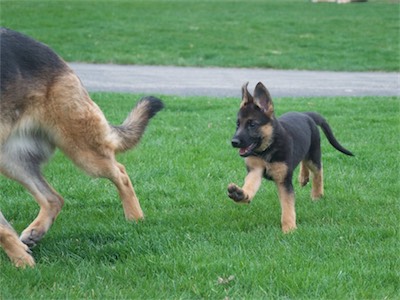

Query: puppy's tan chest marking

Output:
[245, 156, 288, 183]
[265, 162, 288, 183]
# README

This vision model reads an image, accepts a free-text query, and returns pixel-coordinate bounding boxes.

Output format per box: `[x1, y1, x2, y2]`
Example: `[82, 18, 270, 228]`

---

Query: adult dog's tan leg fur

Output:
[115, 163, 144, 220]
[0, 225, 35, 268]
[0, 212, 35, 268]
[46, 72, 144, 221]
[19, 185, 64, 246]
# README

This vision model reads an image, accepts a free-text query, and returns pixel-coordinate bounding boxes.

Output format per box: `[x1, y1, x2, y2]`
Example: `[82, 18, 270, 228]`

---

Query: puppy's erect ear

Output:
[240, 82, 254, 107]
[254, 82, 274, 117]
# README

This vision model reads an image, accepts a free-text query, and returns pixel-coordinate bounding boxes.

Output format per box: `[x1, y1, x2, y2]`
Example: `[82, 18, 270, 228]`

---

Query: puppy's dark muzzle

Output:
[231, 137, 241, 148]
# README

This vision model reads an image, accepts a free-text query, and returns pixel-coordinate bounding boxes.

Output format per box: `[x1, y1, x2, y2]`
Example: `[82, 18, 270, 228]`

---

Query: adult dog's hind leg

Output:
[49, 75, 145, 221]
[3, 169, 64, 247]
[64, 147, 144, 221]
[0, 138, 63, 247]
[19, 181, 64, 247]
[1, 166, 64, 247]
[112, 162, 144, 221]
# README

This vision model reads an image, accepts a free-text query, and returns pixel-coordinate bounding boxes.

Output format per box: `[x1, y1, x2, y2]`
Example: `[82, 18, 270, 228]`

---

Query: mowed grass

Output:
[0, 0, 398, 71]
[0, 94, 398, 299]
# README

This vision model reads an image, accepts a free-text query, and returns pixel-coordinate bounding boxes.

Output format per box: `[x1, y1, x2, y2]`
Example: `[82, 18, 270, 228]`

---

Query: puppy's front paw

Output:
[227, 183, 249, 203]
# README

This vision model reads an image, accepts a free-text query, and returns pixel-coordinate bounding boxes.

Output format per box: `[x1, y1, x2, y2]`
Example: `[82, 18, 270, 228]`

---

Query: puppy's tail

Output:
[304, 112, 354, 156]
[112, 96, 164, 153]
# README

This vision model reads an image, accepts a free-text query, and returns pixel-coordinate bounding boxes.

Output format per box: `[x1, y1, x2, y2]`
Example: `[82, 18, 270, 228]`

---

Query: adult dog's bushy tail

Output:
[304, 112, 354, 156]
[113, 96, 164, 153]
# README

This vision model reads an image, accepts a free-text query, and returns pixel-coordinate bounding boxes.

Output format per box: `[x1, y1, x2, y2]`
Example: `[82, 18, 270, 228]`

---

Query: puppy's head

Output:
[231, 82, 275, 157]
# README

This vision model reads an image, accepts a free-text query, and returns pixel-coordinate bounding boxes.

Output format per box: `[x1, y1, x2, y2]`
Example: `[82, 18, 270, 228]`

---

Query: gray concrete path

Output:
[69, 63, 399, 98]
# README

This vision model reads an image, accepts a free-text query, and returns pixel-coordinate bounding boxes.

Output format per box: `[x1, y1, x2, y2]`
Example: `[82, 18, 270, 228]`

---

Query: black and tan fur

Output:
[0, 28, 163, 267]
[228, 82, 353, 233]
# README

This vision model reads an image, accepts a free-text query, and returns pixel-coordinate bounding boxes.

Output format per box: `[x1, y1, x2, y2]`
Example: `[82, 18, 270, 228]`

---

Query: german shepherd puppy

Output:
[0, 28, 163, 267]
[228, 82, 353, 233]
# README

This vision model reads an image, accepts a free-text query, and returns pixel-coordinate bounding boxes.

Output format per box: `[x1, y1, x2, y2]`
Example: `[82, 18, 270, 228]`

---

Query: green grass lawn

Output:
[1, 0, 398, 71]
[0, 94, 398, 299]
[0, 0, 398, 298]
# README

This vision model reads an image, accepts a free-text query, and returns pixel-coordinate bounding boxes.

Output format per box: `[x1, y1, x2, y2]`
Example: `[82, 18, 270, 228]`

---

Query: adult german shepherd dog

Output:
[228, 82, 353, 233]
[0, 28, 163, 267]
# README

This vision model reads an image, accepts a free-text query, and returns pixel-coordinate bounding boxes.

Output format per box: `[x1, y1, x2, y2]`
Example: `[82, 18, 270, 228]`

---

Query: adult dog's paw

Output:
[227, 183, 248, 203]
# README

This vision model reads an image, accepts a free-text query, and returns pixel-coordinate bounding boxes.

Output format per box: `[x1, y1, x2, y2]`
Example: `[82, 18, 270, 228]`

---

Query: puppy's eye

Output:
[248, 120, 257, 128]
[236, 120, 240, 128]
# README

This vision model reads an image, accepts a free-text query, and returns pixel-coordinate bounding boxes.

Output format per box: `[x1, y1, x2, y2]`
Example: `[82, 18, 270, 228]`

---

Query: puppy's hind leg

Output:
[298, 160, 310, 187]
[307, 161, 324, 200]
[306, 130, 324, 200]
[276, 182, 297, 233]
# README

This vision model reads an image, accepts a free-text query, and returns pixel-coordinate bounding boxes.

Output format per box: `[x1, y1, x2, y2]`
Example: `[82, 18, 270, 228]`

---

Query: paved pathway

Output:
[69, 63, 399, 98]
